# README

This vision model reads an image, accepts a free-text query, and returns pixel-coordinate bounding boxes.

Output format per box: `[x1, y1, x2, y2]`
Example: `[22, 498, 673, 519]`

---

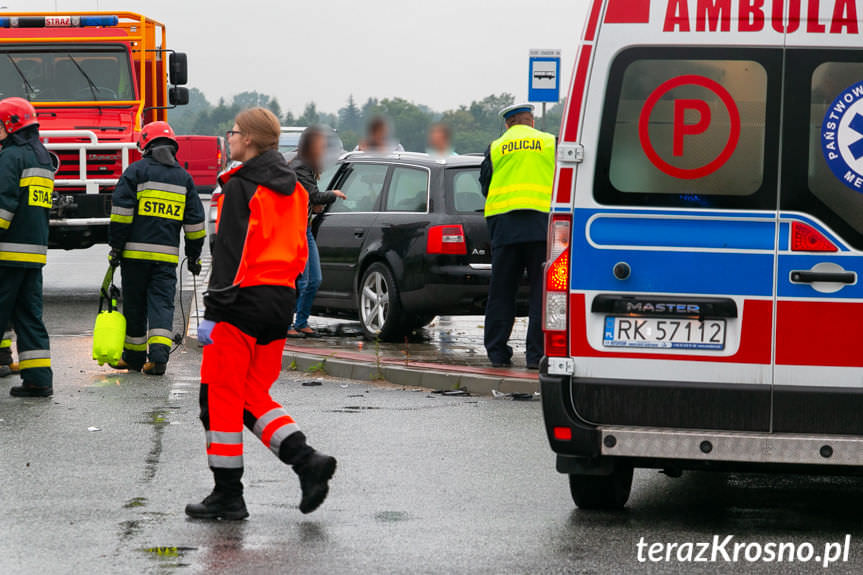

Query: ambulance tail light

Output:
[427, 225, 467, 255]
[791, 221, 838, 252]
[544, 214, 571, 357]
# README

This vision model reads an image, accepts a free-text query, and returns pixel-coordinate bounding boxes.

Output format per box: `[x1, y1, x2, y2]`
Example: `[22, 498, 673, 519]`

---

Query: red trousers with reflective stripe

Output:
[200, 321, 300, 469]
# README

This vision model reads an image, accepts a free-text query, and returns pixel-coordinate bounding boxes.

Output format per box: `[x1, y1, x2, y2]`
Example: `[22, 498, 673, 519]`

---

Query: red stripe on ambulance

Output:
[605, 0, 652, 23]
[776, 301, 863, 367]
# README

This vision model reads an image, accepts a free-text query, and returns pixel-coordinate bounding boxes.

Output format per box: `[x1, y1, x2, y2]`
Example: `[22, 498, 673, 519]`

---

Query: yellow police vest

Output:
[485, 124, 556, 218]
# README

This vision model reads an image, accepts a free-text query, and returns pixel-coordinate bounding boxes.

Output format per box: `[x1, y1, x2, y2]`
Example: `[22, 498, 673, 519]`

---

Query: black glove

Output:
[108, 248, 122, 268]
[188, 258, 202, 276]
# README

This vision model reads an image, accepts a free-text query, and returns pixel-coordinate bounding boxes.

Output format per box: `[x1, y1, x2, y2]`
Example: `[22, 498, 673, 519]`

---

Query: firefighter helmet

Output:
[138, 121, 177, 151]
[0, 97, 39, 134]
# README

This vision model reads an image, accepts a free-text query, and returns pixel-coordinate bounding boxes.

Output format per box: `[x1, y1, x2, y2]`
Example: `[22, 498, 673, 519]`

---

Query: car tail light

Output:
[544, 214, 571, 357]
[427, 224, 467, 255]
[791, 221, 838, 252]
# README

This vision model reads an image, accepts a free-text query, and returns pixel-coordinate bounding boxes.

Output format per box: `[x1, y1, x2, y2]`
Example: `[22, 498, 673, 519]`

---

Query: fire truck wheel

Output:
[568, 462, 633, 510]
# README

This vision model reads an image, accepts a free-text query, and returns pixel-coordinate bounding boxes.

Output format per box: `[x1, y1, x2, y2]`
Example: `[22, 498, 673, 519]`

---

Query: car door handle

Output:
[790, 270, 856, 284]
[353, 228, 365, 238]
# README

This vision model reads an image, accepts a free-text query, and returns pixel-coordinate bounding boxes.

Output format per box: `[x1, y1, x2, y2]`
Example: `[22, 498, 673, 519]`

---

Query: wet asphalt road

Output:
[2, 248, 863, 574]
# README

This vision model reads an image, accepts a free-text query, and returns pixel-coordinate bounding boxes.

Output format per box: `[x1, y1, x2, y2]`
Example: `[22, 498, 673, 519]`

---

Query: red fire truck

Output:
[0, 12, 189, 249]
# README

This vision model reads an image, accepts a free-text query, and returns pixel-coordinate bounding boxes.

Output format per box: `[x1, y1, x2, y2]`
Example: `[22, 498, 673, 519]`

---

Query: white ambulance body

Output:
[540, 0, 863, 509]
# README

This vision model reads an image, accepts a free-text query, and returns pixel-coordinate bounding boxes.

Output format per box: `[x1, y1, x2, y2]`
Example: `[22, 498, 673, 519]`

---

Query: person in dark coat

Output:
[287, 126, 345, 338]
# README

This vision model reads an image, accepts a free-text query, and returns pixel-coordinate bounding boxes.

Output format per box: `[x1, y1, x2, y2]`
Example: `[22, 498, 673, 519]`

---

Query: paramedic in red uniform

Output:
[187, 108, 337, 520]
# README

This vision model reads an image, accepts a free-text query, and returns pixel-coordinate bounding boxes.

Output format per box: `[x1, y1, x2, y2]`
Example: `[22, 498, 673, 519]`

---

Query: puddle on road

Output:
[141, 545, 197, 570]
[374, 511, 411, 523]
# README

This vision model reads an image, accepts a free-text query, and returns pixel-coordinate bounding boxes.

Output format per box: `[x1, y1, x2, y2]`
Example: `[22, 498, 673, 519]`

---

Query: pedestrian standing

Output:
[479, 103, 555, 369]
[287, 126, 346, 339]
[189, 108, 336, 520]
[0, 97, 56, 397]
[426, 122, 456, 157]
[108, 121, 206, 376]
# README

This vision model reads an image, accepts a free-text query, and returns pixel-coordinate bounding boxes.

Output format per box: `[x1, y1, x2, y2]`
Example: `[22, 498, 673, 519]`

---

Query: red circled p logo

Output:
[638, 75, 741, 180]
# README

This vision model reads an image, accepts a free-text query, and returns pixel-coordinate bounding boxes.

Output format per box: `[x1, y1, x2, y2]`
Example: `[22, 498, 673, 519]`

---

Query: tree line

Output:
[167, 90, 565, 154]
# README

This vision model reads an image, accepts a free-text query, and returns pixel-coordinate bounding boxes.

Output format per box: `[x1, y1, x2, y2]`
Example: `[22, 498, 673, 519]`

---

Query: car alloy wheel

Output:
[360, 269, 390, 335]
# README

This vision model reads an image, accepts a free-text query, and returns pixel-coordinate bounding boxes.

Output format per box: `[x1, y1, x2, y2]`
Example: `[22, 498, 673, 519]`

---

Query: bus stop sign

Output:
[528, 49, 561, 103]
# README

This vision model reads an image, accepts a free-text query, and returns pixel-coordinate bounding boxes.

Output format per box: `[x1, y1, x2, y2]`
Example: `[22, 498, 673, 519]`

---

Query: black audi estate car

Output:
[312, 152, 522, 340]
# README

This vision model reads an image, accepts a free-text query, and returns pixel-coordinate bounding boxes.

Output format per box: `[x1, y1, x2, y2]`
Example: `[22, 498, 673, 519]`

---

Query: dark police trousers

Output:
[0, 268, 51, 387]
[484, 241, 546, 365]
[121, 260, 177, 367]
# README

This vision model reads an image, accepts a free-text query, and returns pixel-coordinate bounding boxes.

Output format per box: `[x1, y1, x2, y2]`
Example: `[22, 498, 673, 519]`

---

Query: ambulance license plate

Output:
[603, 317, 726, 350]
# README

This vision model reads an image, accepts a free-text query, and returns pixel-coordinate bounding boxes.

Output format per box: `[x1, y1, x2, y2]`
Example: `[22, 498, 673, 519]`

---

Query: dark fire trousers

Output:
[0, 267, 51, 387]
[484, 241, 546, 366]
[121, 260, 177, 366]
[0, 324, 12, 366]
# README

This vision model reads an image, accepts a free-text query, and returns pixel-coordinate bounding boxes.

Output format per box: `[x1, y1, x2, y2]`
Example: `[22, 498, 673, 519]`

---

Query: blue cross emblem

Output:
[849, 113, 863, 160]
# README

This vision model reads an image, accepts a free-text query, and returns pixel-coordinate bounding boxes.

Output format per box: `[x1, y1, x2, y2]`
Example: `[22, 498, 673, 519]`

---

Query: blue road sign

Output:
[528, 49, 561, 103]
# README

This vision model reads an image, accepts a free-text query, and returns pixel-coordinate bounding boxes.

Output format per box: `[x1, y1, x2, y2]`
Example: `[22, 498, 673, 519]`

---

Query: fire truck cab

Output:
[542, 0, 863, 509]
[0, 12, 188, 249]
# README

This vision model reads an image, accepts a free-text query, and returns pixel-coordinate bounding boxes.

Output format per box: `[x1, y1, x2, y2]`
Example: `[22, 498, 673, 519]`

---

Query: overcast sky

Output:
[4, 0, 588, 115]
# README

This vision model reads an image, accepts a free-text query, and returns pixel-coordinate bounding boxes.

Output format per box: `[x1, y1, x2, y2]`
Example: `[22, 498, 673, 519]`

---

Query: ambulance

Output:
[540, 0, 863, 509]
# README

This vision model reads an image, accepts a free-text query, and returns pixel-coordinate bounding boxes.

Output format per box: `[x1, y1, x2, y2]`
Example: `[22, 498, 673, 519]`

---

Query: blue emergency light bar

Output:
[0, 15, 119, 28]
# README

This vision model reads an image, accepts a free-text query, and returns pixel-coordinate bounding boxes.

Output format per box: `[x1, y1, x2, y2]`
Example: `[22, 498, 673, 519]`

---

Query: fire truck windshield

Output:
[0, 45, 134, 102]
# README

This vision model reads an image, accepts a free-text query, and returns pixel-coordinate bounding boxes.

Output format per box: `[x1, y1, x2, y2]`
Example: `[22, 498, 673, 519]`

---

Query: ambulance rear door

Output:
[565, 0, 785, 433]
[773, 11, 863, 436]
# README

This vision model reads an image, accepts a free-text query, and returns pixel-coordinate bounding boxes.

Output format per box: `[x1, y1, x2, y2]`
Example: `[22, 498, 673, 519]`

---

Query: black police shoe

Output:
[142, 362, 167, 376]
[185, 490, 249, 520]
[294, 452, 337, 514]
[10, 384, 53, 398]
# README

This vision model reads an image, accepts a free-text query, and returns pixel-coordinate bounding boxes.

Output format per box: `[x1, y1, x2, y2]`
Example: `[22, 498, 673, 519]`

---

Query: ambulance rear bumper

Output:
[598, 426, 863, 467]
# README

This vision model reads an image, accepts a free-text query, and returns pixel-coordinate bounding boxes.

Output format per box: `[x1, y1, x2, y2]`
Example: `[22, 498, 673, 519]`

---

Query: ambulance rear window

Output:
[781, 51, 863, 250]
[594, 48, 781, 210]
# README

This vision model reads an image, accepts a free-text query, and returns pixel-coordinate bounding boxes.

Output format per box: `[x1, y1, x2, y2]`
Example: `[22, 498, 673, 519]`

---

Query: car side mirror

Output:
[169, 86, 189, 106]
[169, 52, 188, 86]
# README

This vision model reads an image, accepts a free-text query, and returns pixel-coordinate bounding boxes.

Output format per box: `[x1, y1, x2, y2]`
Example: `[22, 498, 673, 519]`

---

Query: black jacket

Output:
[109, 146, 205, 264]
[205, 150, 305, 342]
[287, 156, 338, 221]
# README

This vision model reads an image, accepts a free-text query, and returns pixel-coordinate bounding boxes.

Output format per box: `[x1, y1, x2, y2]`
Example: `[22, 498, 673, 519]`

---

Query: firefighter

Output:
[187, 108, 336, 520]
[0, 97, 56, 397]
[108, 121, 205, 376]
[479, 103, 555, 370]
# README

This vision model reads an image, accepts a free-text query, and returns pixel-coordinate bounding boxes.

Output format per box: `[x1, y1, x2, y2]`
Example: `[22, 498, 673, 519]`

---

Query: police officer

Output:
[109, 121, 205, 376]
[0, 97, 56, 397]
[479, 103, 555, 370]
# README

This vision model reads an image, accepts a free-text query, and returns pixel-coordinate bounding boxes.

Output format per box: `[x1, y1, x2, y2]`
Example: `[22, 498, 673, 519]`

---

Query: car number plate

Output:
[602, 316, 726, 350]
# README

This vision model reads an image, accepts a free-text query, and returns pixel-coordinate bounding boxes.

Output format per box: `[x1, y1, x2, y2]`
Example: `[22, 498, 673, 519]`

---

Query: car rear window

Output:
[594, 47, 781, 210]
[448, 168, 485, 213]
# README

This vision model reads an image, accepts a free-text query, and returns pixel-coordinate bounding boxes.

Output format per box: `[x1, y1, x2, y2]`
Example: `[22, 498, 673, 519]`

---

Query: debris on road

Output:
[491, 390, 539, 401]
[87, 426, 102, 432]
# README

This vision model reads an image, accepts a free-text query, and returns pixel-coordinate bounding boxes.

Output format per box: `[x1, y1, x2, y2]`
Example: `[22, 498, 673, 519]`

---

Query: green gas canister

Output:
[92, 266, 126, 366]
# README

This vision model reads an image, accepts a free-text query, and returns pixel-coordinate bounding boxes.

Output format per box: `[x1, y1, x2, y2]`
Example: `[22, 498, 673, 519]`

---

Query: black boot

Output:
[10, 384, 52, 397]
[142, 362, 167, 376]
[293, 451, 337, 514]
[185, 468, 248, 520]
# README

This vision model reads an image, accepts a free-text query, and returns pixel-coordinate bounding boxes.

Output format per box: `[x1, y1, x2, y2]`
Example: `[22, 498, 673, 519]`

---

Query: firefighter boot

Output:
[110, 359, 142, 372]
[142, 362, 167, 376]
[10, 383, 53, 397]
[185, 468, 248, 520]
[293, 451, 338, 514]
[0, 362, 18, 377]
